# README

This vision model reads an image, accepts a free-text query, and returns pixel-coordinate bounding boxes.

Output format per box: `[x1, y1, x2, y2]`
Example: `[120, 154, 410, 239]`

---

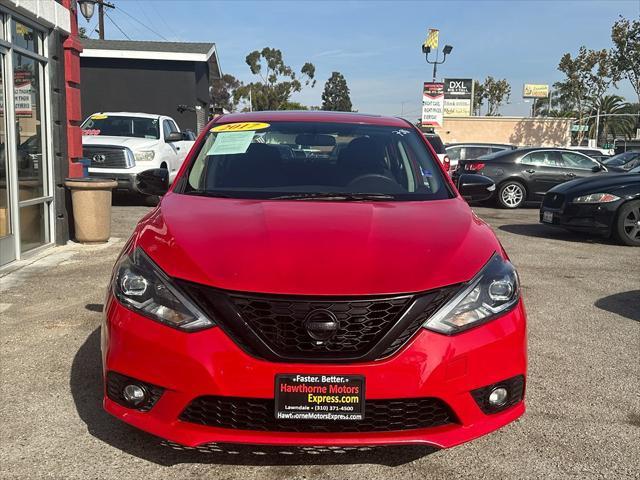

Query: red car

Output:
[102, 111, 526, 450]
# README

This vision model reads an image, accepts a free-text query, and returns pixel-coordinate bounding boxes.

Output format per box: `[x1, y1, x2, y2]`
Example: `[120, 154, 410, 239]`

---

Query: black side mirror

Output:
[457, 173, 496, 202]
[165, 132, 183, 143]
[136, 168, 169, 196]
[591, 164, 603, 173]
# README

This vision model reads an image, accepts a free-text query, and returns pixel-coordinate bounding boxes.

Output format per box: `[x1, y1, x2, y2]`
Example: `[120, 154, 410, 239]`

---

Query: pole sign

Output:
[523, 84, 549, 98]
[444, 78, 473, 116]
[422, 82, 444, 127]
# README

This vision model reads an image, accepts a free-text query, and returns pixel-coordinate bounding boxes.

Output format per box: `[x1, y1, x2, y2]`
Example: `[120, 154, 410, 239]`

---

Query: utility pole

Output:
[96, 0, 116, 40]
[98, 0, 105, 39]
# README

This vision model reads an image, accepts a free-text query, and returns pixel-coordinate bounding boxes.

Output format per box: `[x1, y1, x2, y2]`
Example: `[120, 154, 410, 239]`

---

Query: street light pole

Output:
[423, 44, 453, 83]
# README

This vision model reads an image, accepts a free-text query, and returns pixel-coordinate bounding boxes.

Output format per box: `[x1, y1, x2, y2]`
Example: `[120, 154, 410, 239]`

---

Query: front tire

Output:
[614, 200, 640, 246]
[497, 181, 526, 209]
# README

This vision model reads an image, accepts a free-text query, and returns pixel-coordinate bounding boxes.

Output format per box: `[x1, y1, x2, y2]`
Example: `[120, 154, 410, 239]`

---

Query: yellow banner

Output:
[211, 122, 270, 132]
[424, 29, 439, 50]
[523, 84, 549, 98]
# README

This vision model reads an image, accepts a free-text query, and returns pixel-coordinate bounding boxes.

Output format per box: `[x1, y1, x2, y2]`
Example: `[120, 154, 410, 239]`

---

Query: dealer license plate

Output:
[275, 374, 365, 421]
[542, 211, 554, 224]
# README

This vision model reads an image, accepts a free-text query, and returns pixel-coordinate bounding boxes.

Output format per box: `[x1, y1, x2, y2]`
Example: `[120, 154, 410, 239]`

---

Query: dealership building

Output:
[1, 0, 83, 268]
[79, 39, 222, 132]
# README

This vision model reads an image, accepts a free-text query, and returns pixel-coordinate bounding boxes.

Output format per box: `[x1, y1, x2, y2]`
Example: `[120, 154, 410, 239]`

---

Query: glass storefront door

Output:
[0, 12, 52, 267]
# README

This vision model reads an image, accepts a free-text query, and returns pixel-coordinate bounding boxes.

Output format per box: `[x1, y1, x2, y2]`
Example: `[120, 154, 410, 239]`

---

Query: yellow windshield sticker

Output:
[211, 122, 270, 132]
[91, 114, 108, 120]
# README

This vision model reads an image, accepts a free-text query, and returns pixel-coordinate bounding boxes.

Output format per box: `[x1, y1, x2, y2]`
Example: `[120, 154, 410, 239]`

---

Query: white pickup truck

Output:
[81, 112, 195, 193]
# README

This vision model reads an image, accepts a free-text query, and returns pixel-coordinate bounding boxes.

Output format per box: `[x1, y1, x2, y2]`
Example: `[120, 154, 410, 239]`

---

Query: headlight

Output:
[572, 193, 621, 204]
[112, 247, 214, 332]
[423, 253, 520, 334]
[134, 150, 155, 162]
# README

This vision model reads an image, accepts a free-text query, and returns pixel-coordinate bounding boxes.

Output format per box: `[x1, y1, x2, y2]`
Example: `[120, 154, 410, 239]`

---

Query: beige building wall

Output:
[432, 116, 574, 147]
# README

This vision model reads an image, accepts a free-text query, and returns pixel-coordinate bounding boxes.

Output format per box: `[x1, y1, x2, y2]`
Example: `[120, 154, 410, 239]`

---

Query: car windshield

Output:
[604, 152, 639, 167]
[81, 115, 160, 139]
[182, 121, 452, 201]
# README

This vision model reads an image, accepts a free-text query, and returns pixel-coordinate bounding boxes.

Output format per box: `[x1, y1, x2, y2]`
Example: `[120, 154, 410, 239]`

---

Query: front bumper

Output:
[101, 295, 527, 448]
[88, 170, 138, 193]
[540, 201, 620, 236]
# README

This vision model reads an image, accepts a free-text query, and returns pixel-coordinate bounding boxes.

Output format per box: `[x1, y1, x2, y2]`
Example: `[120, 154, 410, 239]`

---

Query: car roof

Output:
[90, 112, 162, 118]
[446, 142, 513, 147]
[215, 110, 412, 127]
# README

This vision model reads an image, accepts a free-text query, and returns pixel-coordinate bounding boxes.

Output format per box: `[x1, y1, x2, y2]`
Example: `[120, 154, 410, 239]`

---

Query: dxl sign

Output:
[444, 78, 473, 117]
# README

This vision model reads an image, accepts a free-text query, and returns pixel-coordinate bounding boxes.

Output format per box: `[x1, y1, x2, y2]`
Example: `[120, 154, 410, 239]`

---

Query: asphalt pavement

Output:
[0, 201, 638, 479]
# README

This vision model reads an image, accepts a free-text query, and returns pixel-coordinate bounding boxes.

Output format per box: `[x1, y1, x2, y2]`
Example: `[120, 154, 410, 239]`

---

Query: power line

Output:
[148, 1, 182, 41]
[105, 11, 131, 40]
[115, 5, 169, 41]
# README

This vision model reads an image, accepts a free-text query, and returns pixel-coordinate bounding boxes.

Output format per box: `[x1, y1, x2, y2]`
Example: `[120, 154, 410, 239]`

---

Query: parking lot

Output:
[1, 202, 638, 480]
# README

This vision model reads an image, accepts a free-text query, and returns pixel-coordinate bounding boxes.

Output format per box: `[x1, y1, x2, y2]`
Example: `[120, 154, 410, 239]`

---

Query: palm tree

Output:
[587, 95, 637, 144]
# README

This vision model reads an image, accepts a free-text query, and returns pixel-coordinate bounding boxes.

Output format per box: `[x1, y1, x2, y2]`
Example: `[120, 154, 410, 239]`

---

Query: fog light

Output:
[122, 384, 147, 406]
[488, 387, 508, 406]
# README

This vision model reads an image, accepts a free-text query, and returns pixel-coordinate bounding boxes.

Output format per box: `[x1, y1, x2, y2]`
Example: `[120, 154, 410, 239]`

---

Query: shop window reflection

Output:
[19, 202, 46, 252]
[13, 52, 45, 201]
[11, 20, 39, 54]
[0, 58, 9, 238]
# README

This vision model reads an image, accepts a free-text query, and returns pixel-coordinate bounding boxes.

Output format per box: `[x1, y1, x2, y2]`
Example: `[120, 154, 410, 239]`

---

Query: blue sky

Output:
[86, 0, 639, 118]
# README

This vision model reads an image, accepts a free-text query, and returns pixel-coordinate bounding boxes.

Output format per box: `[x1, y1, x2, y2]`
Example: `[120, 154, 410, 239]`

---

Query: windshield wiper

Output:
[269, 192, 395, 201]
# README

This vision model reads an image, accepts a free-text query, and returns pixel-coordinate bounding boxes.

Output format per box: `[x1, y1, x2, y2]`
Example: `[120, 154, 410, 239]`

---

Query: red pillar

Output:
[61, 0, 83, 178]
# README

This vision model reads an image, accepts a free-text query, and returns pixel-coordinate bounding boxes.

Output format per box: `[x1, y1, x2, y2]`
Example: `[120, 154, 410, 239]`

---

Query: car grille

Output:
[542, 192, 565, 209]
[177, 282, 460, 363]
[84, 146, 132, 168]
[179, 396, 457, 433]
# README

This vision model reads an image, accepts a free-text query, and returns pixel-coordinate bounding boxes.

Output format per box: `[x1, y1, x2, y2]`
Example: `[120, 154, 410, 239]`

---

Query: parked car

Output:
[564, 147, 612, 164]
[81, 112, 195, 193]
[446, 143, 515, 168]
[103, 111, 526, 449]
[540, 166, 640, 246]
[604, 151, 640, 172]
[422, 132, 450, 172]
[454, 147, 608, 208]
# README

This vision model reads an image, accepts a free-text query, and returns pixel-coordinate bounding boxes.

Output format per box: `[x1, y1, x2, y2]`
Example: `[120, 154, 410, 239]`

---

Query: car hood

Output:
[82, 135, 159, 150]
[549, 172, 640, 195]
[135, 194, 501, 296]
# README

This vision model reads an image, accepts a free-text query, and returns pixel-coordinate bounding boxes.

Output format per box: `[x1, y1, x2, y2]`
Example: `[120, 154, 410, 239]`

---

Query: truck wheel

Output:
[614, 200, 640, 246]
[497, 181, 526, 209]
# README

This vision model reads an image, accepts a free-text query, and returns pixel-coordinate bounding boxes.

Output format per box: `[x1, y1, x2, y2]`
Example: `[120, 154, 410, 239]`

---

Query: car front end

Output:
[540, 182, 629, 236]
[102, 112, 527, 450]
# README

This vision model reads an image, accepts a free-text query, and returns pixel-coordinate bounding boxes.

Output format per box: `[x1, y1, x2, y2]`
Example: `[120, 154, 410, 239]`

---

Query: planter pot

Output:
[65, 178, 118, 243]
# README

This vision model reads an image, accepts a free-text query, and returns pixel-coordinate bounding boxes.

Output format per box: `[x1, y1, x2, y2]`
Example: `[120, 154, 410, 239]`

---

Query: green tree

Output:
[234, 47, 315, 111]
[553, 46, 613, 143]
[610, 16, 640, 105]
[472, 79, 485, 115]
[483, 76, 511, 116]
[321, 72, 353, 111]
[210, 74, 243, 113]
[280, 101, 309, 110]
[587, 95, 636, 143]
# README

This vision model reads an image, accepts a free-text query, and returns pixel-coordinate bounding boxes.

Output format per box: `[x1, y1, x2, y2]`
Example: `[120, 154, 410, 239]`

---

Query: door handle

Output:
[565, 172, 575, 177]
[525, 169, 535, 174]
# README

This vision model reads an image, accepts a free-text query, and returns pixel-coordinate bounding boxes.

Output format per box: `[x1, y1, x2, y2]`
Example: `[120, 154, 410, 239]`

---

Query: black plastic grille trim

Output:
[176, 281, 460, 363]
[542, 192, 565, 209]
[179, 395, 457, 433]
[471, 375, 525, 414]
[106, 371, 164, 412]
